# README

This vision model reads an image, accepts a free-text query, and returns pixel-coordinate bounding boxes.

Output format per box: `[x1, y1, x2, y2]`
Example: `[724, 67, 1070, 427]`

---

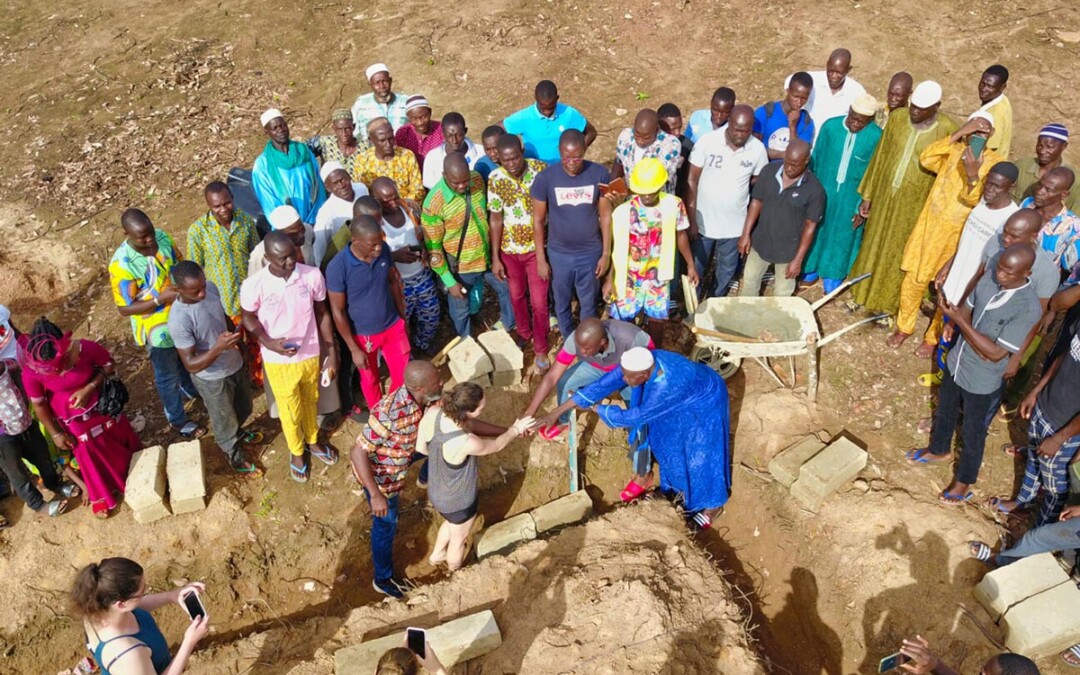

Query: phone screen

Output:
[878, 652, 909, 672]
[406, 627, 426, 659]
[182, 591, 206, 620]
[969, 135, 987, 159]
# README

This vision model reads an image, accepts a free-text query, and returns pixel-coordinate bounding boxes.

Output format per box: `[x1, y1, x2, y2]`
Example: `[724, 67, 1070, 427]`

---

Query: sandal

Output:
[691, 510, 719, 530]
[620, 475, 653, 503]
[1062, 644, 1080, 668]
[59, 482, 81, 499]
[240, 430, 264, 445]
[40, 498, 70, 517]
[290, 460, 310, 483]
[987, 496, 1022, 514]
[916, 372, 942, 387]
[0, 514, 10, 531]
[538, 424, 566, 441]
[534, 355, 551, 375]
[939, 490, 974, 506]
[906, 448, 949, 465]
[1001, 443, 1024, 459]
[230, 454, 262, 476]
[968, 541, 993, 562]
[308, 443, 339, 466]
[173, 422, 207, 440]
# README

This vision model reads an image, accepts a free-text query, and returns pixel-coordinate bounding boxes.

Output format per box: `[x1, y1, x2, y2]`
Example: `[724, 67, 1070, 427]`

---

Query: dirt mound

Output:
[190, 501, 765, 674]
[0, 203, 79, 310]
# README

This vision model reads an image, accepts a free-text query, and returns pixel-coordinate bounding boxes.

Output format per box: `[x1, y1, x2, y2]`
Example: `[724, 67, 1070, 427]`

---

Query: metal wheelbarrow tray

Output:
[687, 273, 885, 401]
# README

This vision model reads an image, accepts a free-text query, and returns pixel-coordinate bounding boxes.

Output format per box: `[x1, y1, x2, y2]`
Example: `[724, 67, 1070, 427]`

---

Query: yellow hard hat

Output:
[628, 157, 668, 195]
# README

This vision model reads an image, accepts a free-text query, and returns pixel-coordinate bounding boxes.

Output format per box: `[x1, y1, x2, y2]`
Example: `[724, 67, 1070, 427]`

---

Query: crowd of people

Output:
[0, 47, 1076, 673]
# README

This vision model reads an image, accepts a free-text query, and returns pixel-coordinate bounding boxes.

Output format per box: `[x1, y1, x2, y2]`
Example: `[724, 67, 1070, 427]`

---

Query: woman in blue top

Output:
[71, 557, 209, 674]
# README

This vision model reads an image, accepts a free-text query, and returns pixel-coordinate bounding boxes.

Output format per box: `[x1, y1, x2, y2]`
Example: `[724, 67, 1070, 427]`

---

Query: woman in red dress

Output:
[20, 319, 141, 517]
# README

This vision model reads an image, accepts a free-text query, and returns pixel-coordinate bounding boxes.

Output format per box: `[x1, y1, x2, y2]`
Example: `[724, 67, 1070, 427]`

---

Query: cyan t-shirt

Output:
[504, 103, 587, 164]
[530, 161, 611, 256]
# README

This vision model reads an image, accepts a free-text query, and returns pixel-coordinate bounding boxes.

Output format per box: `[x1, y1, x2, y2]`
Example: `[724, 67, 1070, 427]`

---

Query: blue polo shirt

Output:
[325, 245, 399, 336]
[752, 102, 814, 159]
[503, 102, 587, 164]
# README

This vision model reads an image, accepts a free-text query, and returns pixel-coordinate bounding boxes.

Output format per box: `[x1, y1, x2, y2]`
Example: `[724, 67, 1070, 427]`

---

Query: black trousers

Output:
[0, 424, 61, 511]
[927, 368, 1002, 485]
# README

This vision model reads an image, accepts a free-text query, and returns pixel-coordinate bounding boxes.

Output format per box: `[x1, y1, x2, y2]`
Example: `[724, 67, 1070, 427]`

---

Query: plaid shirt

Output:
[357, 385, 424, 495]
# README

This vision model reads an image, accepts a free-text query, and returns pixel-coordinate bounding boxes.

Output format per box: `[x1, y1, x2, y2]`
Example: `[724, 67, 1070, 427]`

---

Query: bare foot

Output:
[913, 342, 935, 359]
[887, 331, 911, 349]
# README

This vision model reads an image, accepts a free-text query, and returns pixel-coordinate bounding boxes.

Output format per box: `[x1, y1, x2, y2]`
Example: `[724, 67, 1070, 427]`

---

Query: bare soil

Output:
[2, 0, 1080, 673]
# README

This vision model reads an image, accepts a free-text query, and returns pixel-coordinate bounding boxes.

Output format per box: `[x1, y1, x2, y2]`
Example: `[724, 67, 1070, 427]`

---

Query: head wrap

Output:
[260, 108, 284, 127]
[365, 63, 390, 81]
[18, 332, 72, 375]
[851, 94, 879, 117]
[320, 161, 346, 182]
[988, 161, 1019, 183]
[405, 95, 430, 113]
[967, 110, 995, 127]
[268, 205, 301, 231]
[331, 108, 353, 122]
[620, 347, 655, 372]
[910, 81, 942, 108]
[1039, 123, 1069, 143]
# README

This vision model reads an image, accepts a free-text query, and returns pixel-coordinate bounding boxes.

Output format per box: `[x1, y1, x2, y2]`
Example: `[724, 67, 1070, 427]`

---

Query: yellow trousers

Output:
[896, 272, 934, 340]
[264, 357, 320, 456]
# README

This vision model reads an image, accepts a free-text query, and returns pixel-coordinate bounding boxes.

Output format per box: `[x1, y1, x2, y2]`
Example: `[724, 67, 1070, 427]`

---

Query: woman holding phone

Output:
[416, 382, 534, 571]
[71, 557, 209, 674]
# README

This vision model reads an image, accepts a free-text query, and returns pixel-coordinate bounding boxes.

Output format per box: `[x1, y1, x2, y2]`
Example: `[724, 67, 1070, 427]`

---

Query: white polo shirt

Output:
[689, 130, 768, 239]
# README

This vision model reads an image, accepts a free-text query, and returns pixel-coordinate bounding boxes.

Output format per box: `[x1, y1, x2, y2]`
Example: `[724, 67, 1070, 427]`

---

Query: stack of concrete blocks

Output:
[447, 337, 493, 388]
[476, 490, 593, 558]
[768, 434, 867, 512]
[478, 330, 525, 387]
[126, 445, 170, 524]
[334, 610, 502, 675]
[974, 552, 1080, 656]
[167, 439, 207, 514]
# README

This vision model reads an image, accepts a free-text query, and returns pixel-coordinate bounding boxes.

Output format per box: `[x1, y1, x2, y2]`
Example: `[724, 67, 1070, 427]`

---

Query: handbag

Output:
[97, 376, 129, 417]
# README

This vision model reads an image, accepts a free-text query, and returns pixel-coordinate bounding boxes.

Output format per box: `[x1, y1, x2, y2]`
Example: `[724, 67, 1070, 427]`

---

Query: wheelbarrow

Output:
[684, 273, 886, 401]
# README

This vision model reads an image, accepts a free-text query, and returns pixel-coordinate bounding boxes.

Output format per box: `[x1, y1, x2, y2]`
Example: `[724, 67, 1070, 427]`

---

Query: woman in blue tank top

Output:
[70, 557, 209, 674]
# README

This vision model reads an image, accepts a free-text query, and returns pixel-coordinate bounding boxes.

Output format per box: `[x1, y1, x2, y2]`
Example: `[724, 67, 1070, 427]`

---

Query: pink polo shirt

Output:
[240, 263, 326, 364]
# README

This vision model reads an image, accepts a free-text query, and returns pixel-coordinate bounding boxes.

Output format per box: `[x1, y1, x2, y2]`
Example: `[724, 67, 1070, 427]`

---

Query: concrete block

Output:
[334, 609, 501, 675]
[531, 490, 593, 533]
[132, 501, 171, 524]
[767, 435, 826, 488]
[166, 440, 206, 513]
[448, 337, 493, 383]
[125, 445, 167, 512]
[476, 512, 537, 559]
[492, 369, 523, 387]
[974, 552, 1070, 620]
[789, 437, 867, 512]
[478, 330, 524, 371]
[1002, 581, 1080, 657]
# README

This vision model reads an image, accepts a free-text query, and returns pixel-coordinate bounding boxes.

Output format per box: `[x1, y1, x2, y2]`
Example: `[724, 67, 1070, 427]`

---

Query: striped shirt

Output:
[357, 385, 424, 495]
[421, 172, 490, 287]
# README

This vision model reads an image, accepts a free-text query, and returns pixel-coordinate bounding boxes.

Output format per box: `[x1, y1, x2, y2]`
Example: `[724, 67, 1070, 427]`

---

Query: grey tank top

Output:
[428, 410, 477, 515]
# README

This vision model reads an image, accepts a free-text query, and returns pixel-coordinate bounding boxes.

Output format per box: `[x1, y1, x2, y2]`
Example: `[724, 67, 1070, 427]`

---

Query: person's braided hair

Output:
[24, 317, 64, 362]
[441, 382, 484, 428]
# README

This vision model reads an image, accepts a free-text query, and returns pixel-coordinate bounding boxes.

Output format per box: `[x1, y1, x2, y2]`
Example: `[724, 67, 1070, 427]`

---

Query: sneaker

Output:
[372, 577, 404, 599]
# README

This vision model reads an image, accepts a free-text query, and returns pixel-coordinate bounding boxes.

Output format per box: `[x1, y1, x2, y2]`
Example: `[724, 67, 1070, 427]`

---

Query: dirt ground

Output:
[2, 0, 1080, 673]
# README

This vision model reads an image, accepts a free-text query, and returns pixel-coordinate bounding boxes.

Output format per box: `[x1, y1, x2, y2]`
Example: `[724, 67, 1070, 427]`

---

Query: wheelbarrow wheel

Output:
[690, 346, 742, 380]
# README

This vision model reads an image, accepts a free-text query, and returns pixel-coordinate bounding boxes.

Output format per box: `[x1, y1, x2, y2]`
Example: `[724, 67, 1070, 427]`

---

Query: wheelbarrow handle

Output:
[690, 325, 762, 343]
[817, 313, 890, 347]
[810, 272, 873, 311]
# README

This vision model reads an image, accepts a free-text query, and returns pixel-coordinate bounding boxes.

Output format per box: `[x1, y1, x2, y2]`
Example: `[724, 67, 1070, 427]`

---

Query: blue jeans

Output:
[549, 248, 601, 336]
[691, 235, 740, 299]
[365, 489, 400, 582]
[446, 271, 515, 337]
[148, 346, 197, 427]
[996, 517, 1080, 567]
[556, 362, 631, 424]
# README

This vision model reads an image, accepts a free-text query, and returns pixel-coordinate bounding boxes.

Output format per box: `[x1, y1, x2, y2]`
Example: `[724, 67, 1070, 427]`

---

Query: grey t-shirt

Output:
[167, 282, 244, 380]
[981, 237, 1062, 300]
[559, 319, 652, 371]
[946, 271, 1042, 394]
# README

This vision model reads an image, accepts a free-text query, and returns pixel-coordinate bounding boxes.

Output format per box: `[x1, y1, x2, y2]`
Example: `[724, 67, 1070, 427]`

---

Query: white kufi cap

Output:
[320, 161, 345, 182]
[620, 347, 655, 371]
[260, 108, 284, 127]
[268, 205, 301, 230]
[910, 81, 942, 108]
[365, 63, 389, 80]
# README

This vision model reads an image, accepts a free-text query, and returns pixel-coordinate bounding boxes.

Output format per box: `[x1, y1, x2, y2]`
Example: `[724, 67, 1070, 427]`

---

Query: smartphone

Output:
[406, 627, 426, 660]
[181, 589, 206, 621]
[408, 245, 423, 253]
[879, 651, 909, 672]
[283, 341, 300, 351]
[969, 134, 987, 160]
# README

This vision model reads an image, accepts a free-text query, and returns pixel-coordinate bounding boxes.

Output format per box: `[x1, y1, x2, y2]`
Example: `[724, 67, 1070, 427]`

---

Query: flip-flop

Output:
[691, 511, 717, 530]
[174, 422, 207, 440]
[41, 498, 70, 517]
[916, 372, 942, 387]
[1062, 644, 1080, 668]
[290, 460, 310, 483]
[309, 443, 339, 466]
[1001, 443, 1024, 459]
[240, 430, 265, 445]
[620, 476, 653, 503]
[230, 455, 262, 475]
[968, 541, 993, 562]
[987, 496, 1022, 514]
[906, 448, 949, 465]
[59, 482, 81, 499]
[939, 490, 974, 506]
[538, 424, 565, 441]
